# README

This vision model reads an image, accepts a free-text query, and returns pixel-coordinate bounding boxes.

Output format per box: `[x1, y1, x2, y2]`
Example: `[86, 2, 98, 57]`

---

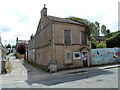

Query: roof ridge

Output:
[47, 15, 85, 25]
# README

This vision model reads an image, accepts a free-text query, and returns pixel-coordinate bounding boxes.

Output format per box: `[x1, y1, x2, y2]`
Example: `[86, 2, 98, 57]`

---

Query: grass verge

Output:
[25, 60, 46, 71]
[6, 61, 12, 73]
[14, 53, 19, 59]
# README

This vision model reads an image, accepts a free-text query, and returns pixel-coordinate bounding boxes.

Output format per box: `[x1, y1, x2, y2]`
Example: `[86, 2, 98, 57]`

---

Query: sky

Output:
[0, 0, 119, 45]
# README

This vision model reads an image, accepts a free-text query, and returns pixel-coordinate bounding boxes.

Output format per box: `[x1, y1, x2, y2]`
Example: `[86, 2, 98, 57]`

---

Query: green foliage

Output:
[101, 24, 111, 36]
[101, 25, 107, 35]
[106, 31, 120, 48]
[26, 60, 46, 71]
[106, 29, 110, 35]
[14, 53, 18, 59]
[67, 16, 92, 40]
[94, 22, 100, 36]
[67, 16, 89, 24]
[67, 16, 111, 41]
[6, 61, 12, 73]
[5, 44, 11, 48]
[91, 39, 98, 49]
[96, 43, 106, 48]
[12, 45, 16, 48]
[106, 31, 120, 38]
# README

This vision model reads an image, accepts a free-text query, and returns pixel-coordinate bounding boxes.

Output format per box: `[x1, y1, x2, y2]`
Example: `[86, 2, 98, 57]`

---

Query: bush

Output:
[16, 43, 26, 54]
[91, 39, 98, 49]
[6, 61, 12, 73]
[14, 53, 18, 59]
[97, 43, 106, 48]
[106, 31, 120, 48]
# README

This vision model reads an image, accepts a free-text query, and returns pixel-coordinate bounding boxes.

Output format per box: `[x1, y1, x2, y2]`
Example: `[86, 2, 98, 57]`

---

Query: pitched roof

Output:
[17, 40, 29, 44]
[93, 36, 107, 41]
[48, 16, 85, 26]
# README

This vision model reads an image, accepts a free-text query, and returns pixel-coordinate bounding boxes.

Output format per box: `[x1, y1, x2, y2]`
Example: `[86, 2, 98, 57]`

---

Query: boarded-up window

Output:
[64, 30, 71, 44]
[81, 31, 87, 45]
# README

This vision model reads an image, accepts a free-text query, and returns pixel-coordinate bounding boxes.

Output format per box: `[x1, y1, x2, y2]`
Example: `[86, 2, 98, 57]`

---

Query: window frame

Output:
[81, 31, 87, 45]
[73, 52, 81, 59]
[64, 30, 71, 44]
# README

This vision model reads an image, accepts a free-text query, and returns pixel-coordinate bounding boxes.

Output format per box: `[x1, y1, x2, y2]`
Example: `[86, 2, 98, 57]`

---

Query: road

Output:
[48, 67, 119, 88]
[0, 54, 119, 88]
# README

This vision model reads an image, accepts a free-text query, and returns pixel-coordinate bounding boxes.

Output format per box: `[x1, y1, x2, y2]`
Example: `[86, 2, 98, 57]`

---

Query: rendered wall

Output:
[91, 48, 120, 65]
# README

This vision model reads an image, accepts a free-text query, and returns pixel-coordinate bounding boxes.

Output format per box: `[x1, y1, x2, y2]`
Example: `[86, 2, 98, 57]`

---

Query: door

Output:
[82, 52, 88, 67]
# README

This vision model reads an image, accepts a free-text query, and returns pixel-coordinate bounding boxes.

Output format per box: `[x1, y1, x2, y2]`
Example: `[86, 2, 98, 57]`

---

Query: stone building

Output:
[0, 35, 7, 74]
[93, 36, 107, 45]
[28, 5, 91, 72]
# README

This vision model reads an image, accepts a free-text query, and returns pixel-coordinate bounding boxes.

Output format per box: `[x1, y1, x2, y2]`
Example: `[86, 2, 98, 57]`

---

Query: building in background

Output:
[93, 36, 107, 45]
[28, 5, 91, 72]
[0, 35, 7, 74]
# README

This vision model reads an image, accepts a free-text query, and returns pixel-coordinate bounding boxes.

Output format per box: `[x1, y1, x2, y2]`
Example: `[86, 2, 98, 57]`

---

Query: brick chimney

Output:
[41, 4, 47, 18]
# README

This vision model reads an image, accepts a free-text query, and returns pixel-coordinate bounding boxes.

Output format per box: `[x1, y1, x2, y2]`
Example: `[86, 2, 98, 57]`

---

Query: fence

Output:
[91, 48, 120, 65]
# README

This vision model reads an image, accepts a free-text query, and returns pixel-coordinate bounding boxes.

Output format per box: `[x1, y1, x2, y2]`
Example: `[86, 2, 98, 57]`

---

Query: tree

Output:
[5, 44, 11, 48]
[12, 45, 16, 48]
[86, 22, 95, 40]
[101, 25, 111, 36]
[94, 22, 100, 36]
[16, 43, 26, 54]
[67, 16, 92, 40]
[106, 31, 120, 38]
[68, 16, 112, 37]
[106, 29, 110, 35]
[101, 25, 107, 35]
[91, 39, 98, 49]
[106, 31, 120, 48]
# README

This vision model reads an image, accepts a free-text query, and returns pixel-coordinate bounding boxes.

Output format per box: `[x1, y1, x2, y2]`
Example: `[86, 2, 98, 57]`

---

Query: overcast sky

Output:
[0, 0, 119, 45]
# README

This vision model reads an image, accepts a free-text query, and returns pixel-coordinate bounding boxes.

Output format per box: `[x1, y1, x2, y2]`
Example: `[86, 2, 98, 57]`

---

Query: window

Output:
[65, 50, 72, 64]
[65, 51, 71, 60]
[64, 30, 71, 44]
[73, 52, 81, 59]
[81, 31, 87, 45]
[66, 52, 71, 60]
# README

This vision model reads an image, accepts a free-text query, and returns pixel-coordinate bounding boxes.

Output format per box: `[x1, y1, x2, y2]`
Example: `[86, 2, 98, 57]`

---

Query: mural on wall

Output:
[91, 48, 120, 65]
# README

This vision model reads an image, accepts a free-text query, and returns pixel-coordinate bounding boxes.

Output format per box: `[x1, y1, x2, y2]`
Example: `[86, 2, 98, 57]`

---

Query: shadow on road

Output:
[22, 61, 114, 86]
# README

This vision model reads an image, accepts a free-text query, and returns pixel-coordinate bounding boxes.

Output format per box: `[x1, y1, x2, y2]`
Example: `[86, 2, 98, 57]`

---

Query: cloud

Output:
[0, 25, 11, 33]
[0, 0, 119, 45]
[13, 11, 30, 23]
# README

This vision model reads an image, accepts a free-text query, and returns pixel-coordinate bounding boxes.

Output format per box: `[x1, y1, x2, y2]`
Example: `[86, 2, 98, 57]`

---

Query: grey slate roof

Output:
[93, 36, 107, 41]
[48, 16, 85, 25]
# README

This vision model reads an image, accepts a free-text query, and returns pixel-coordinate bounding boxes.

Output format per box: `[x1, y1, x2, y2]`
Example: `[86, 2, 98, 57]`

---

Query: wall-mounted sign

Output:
[73, 52, 81, 59]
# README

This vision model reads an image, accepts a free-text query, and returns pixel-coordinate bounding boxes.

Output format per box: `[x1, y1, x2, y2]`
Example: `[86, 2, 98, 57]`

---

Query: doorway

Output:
[82, 52, 88, 67]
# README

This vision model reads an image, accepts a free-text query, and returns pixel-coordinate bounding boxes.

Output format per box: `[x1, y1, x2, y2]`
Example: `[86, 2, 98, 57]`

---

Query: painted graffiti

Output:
[91, 48, 120, 65]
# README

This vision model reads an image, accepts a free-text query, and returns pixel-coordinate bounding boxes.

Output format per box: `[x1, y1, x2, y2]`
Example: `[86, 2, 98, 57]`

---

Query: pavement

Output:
[54, 63, 120, 76]
[0, 53, 120, 88]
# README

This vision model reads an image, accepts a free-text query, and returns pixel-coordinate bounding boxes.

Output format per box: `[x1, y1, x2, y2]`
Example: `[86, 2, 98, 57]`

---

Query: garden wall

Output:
[91, 48, 120, 65]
